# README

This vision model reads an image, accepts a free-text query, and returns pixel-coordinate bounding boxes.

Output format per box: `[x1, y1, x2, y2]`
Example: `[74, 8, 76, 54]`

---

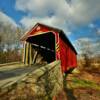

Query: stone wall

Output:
[0, 60, 63, 100]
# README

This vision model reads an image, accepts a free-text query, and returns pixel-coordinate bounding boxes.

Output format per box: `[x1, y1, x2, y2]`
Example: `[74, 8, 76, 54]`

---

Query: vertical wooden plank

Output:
[23, 42, 26, 64]
[29, 43, 33, 65]
[24, 42, 26, 64]
[33, 50, 38, 64]
[25, 42, 29, 65]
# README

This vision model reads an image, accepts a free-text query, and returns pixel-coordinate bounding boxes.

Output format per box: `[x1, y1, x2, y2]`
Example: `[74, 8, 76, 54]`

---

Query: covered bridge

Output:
[20, 23, 77, 72]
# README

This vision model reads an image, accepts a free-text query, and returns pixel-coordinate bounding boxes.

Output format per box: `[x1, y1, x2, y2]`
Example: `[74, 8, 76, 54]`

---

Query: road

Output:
[0, 63, 43, 88]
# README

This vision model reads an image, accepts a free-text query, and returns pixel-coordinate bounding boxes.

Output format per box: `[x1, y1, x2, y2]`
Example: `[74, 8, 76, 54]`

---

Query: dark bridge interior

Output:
[26, 32, 56, 63]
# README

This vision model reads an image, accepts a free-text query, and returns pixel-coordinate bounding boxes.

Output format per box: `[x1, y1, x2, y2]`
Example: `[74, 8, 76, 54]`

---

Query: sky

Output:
[0, 0, 100, 55]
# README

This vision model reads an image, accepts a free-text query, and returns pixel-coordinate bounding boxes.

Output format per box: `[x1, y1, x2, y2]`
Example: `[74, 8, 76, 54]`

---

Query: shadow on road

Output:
[0, 64, 43, 80]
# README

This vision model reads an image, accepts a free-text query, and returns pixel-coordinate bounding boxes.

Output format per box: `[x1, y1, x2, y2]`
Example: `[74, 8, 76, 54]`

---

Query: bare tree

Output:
[0, 23, 24, 63]
[0, 23, 23, 51]
[76, 39, 93, 67]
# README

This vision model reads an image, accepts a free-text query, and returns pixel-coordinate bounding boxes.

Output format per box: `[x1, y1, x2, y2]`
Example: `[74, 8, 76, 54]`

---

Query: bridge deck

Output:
[0, 63, 44, 89]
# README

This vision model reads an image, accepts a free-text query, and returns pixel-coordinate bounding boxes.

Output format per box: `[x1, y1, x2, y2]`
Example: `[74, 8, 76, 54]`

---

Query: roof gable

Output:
[20, 23, 62, 41]
[20, 23, 77, 54]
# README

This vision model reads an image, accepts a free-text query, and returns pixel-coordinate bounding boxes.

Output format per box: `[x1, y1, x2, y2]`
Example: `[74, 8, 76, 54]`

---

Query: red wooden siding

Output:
[59, 38, 77, 72]
[21, 23, 77, 73]
[27, 25, 60, 61]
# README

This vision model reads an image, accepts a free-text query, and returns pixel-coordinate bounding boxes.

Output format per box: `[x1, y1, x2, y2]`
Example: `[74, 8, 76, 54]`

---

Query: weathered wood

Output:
[32, 50, 38, 64]
[25, 42, 29, 65]
[29, 43, 33, 64]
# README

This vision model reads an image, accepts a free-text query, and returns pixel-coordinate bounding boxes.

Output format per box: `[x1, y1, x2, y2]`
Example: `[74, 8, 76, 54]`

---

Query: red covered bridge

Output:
[20, 23, 77, 73]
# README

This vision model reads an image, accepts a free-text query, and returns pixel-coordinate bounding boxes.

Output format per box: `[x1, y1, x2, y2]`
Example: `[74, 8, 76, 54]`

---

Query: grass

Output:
[0, 63, 26, 71]
[67, 77, 100, 90]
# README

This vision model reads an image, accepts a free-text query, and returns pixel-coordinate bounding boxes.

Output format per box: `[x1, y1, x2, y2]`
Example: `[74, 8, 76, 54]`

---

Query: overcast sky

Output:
[0, 0, 100, 54]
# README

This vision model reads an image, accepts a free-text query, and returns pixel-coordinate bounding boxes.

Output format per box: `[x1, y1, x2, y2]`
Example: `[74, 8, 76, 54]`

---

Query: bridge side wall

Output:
[0, 61, 63, 99]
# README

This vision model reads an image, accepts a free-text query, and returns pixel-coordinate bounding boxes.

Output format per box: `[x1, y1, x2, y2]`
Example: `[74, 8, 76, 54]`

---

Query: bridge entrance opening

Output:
[26, 32, 56, 64]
